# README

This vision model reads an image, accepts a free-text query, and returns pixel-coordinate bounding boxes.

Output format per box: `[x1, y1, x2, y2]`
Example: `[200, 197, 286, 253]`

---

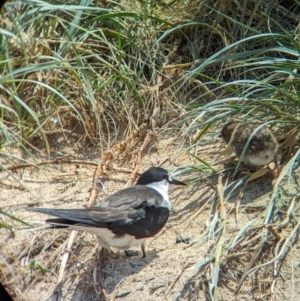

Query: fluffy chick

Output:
[221, 121, 278, 166]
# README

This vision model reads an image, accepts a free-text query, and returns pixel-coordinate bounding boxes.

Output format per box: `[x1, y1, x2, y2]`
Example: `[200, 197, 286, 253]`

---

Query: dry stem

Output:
[235, 221, 300, 294]
[125, 130, 153, 187]
[7, 156, 99, 171]
[209, 173, 226, 300]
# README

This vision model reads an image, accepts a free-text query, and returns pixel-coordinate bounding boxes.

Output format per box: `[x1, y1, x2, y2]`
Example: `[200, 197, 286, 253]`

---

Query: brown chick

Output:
[221, 121, 278, 167]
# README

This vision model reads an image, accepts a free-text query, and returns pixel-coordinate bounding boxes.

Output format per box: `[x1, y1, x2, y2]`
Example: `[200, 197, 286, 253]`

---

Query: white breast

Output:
[145, 179, 170, 209]
[245, 149, 276, 166]
[69, 225, 146, 250]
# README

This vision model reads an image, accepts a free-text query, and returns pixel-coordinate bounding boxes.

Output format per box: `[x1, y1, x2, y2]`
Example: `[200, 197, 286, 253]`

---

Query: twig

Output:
[235, 232, 268, 294]
[58, 231, 78, 283]
[88, 164, 105, 207]
[92, 249, 109, 300]
[0, 181, 26, 191]
[271, 238, 285, 294]
[50, 231, 78, 300]
[235, 221, 300, 294]
[239, 231, 262, 248]
[89, 121, 149, 206]
[7, 157, 98, 171]
[275, 196, 296, 230]
[109, 165, 138, 174]
[270, 196, 297, 294]
[125, 130, 153, 187]
[165, 268, 186, 296]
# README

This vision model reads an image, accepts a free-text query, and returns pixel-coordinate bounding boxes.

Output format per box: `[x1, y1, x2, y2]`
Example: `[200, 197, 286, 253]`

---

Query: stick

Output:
[7, 157, 99, 171]
[125, 130, 152, 187]
[89, 121, 148, 206]
[58, 231, 78, 283]
[235, 221, 300, 294]
[50, 231, 78, 301]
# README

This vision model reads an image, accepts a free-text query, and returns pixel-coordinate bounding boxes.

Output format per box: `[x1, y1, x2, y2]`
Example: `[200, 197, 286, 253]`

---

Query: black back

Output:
[108, 205, 169, 239]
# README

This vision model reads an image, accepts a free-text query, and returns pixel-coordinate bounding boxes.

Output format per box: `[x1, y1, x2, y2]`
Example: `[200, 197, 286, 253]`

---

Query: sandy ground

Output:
[0, 133, 299, 301]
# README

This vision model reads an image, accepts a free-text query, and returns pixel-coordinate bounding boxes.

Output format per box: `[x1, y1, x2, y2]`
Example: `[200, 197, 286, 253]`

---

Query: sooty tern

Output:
[221, 121, 278, 168]
[27, 167, 186, 258]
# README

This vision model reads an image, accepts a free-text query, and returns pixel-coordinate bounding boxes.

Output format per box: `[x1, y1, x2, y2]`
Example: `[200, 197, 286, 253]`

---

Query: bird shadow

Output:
[66, 247, 158, 301]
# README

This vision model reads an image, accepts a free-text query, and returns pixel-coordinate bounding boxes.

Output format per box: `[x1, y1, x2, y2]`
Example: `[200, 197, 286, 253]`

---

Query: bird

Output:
[27, 167, 186, 258]
[220, 121, 278, 167]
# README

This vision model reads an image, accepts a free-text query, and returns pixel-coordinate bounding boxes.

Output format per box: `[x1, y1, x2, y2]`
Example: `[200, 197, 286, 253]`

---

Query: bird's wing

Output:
[98, 185, 163, 210]
[89, 202, 169, 239]
[88, 186, 168, 238]
[27, 186, 165, 234]
[88, 186, 164, 224]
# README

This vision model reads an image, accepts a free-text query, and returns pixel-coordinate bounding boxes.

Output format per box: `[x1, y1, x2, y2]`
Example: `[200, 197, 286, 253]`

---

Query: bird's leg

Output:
[124, 249, 140, 257]
[107, 247, 113, 254]
[98, 246, 114, 261]
[141, 243, 146, 258]
[124, 244, 146, 258]
[95, 248, 109, 299]
[99, 247, 105, 258]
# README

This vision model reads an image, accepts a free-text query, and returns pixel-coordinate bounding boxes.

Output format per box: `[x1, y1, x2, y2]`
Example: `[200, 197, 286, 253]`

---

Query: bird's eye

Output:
[265, 155, 269, 159]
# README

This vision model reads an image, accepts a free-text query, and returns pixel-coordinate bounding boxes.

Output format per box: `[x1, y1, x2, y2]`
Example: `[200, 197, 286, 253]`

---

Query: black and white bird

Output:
[27, 167, 186, 258]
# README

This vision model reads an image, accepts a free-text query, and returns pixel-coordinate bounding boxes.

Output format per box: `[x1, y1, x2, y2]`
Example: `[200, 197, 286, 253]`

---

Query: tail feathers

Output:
[46, 218, 104, 228]
[27, 207, 97, 226]
[46, 218, 75, 228]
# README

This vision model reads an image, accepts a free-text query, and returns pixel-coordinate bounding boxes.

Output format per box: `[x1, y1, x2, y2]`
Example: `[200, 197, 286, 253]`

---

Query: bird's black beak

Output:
[168, 177, 186, 186]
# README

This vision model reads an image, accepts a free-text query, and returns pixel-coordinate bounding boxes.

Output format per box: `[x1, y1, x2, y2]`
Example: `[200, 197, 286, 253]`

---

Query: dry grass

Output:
[1, 130, 299, 301]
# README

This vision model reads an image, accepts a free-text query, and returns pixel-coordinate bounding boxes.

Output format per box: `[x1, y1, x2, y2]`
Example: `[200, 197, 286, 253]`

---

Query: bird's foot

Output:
[124, 250, 140, 257]
[125, 244, 146, 258]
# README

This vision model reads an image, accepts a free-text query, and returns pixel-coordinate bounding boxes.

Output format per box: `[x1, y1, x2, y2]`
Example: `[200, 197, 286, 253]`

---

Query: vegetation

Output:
[0, 0, 299, 300]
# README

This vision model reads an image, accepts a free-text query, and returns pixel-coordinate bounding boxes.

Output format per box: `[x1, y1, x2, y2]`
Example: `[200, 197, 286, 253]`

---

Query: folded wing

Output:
[27, 186, 168, 239]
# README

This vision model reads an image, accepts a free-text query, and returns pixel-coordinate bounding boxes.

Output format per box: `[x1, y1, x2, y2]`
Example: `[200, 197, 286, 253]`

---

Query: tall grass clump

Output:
[166, 1, 300, 298]
[0, 0, 181, 162]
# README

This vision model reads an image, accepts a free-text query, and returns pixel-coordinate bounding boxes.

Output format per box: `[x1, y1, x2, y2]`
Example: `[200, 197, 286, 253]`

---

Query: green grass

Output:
[0, 0, 175, 156]
[0, 208, 32, 237]
[173, 5, 300, 299]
